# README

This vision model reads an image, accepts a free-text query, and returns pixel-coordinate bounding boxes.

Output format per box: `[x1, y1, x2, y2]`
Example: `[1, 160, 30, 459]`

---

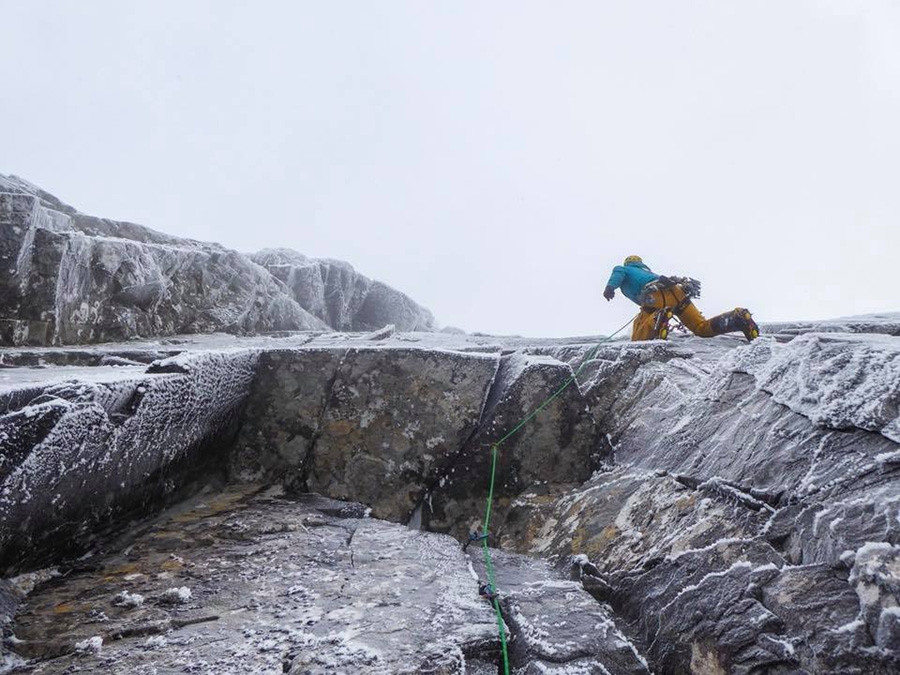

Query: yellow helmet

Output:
[624, 255, 642, 265]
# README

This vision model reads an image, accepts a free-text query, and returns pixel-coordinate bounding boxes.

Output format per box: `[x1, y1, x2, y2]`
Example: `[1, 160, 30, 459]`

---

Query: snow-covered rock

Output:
[0, 350, 258, 574]
[0, 175, 435, 346]
[729, 333, 900, 442]
[1, 317, 899, 673]
[252, 248, 436, 332]
[510, 329, 900, 674]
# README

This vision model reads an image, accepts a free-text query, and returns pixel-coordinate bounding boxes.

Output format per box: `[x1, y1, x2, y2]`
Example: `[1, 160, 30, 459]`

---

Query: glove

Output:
[657, 275, 674, 288]
[603, 286, 615, 301]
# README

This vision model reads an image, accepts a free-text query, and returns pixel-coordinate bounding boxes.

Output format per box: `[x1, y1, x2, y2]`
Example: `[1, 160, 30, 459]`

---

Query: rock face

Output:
[1, 318, 899, 673]
[477, 548, 650, 674]
[229, 344, 610, 535]
[0, 350, 258, 574]
[252, 248, 436, 332]
[425, 350, 608, 542]
[0, 174, 435, 346]
[6, 485, 647, 675]
[231, 346, 500, 521]
[511, 332, 900, 674]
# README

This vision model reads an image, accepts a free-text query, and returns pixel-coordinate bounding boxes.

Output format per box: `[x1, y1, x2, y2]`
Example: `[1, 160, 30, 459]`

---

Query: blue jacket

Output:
[606, 261, 658, 304]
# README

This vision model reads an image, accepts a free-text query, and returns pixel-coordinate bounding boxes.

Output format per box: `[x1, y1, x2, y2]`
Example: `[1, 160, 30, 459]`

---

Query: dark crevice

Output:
[405, 352, 503, 527]
[345, 523, 358, 569]
[291, 350, 347, 494]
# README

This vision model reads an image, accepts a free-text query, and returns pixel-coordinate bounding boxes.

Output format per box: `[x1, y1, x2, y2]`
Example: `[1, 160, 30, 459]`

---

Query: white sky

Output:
[2, 1, 898, 337]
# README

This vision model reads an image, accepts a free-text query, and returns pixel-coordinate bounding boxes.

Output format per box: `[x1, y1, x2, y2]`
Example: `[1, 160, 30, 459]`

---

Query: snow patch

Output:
[112, 591, 145, 608]
[158, 586, 192, 604]
[727, 334, 900, 441]
[74, 635, 103, 654]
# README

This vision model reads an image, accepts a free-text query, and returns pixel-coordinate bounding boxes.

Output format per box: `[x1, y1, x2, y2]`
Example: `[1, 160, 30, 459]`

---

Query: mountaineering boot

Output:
[709, 308, 759, 341]
[735, 307, 759, 341]
[653, 308, 674, 340]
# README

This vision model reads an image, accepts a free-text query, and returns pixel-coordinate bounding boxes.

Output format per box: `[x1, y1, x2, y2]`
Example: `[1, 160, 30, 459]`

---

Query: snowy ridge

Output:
[0, 174, 436, 346]
[252, 247, 436, 332]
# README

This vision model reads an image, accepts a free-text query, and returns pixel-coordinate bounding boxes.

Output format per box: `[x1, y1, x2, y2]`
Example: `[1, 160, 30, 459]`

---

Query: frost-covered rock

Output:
[0, 350, 258, 574]
[728, 333, 900, 442]
[157, 586, 191, 604]
[511, 331, 900, 674]
[473, 549, 650, 674]
[8, 486, 649, 675]
[765, 312, 900, 338]
[0, 174, 436, 346]
[6, 488, 503, 673]
[252, 248, 437, 332]
[111, 591, 144, 608]
[2, 320, 900, 673]
[73, 636, 103, 655]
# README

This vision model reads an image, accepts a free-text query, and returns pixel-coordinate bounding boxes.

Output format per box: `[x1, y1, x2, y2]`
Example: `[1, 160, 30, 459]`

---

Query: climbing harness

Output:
[470, 314, 637, 675]
[653, 307, 674, 340]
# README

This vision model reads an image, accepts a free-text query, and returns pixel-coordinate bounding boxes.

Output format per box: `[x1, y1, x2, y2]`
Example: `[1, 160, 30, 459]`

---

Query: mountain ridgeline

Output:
[0, 174, 436, 346]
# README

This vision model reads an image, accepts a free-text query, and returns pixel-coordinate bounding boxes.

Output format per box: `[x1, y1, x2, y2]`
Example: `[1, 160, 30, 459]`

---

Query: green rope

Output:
[482, 443, 507, 670]
[478, 315, 636, 675]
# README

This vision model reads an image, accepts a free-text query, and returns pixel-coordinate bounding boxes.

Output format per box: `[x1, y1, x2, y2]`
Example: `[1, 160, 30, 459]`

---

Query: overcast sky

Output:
[2, 1, 898, 336]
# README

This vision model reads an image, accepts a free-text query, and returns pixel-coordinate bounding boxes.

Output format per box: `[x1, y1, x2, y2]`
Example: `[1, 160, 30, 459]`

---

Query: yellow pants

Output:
[631, 285, 715, 341]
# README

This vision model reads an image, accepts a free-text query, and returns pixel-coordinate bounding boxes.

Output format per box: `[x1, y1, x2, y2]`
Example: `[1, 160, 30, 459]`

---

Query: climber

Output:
[603, 255, 760, 342]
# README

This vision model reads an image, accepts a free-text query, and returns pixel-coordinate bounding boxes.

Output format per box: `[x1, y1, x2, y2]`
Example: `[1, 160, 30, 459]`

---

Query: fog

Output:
[2, 1, 898, 335]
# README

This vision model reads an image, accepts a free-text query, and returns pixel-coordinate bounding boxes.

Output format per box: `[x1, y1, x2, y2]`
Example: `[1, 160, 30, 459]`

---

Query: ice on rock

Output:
[253, 249, 435, 333]
[112, 591, 145, 608]
[728, 333, 900, 442]
[0, 291, 899, 672]
[0, 350, 259, 573]
[73, 636, 103, 654]
[158, 586, 192, 604]
[0, 175, 436, 347]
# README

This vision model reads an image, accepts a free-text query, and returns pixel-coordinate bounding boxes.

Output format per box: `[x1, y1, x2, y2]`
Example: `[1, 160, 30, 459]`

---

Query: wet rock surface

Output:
[1, 317, 899, 673]
[232, 346, 500, 522]
[6, 484, 639, 675]
[426, 350, 609, 543]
